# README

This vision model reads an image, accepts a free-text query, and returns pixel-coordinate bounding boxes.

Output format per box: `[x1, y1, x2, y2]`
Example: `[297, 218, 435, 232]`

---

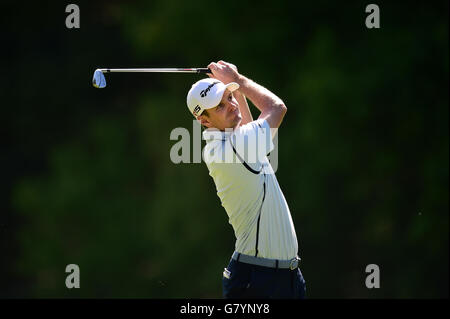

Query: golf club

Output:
[92, 68, 212, 88]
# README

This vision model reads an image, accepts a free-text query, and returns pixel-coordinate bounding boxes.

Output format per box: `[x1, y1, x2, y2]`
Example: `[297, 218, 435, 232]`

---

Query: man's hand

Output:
[207, 60, 241, 84]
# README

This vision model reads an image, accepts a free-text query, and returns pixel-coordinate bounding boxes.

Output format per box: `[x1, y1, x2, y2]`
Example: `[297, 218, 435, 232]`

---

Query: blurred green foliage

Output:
[2, 1, 448, 298]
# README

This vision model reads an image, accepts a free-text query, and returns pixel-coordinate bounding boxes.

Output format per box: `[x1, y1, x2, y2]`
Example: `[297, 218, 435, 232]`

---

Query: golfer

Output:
[186, 61, 306, 299]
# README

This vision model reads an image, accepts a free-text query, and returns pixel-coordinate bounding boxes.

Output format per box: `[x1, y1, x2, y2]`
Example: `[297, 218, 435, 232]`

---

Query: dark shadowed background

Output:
[1, 0, 448, 298]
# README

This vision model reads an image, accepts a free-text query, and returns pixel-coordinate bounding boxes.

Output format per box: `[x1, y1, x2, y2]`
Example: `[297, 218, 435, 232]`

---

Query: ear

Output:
[197, 115, 212, 128]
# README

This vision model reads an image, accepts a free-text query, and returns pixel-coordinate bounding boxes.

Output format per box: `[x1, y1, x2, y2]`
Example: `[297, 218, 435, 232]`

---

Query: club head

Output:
[92, 69, 106, 88]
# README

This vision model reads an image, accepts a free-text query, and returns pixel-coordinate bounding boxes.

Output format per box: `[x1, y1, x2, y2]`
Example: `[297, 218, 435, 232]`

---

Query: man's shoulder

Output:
[235, 119, 269, 135]
[232, 119, 274, 164]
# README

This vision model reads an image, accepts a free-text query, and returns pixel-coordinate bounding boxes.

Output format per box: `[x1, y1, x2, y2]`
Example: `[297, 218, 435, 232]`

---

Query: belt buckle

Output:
[289, 257, 299, 270]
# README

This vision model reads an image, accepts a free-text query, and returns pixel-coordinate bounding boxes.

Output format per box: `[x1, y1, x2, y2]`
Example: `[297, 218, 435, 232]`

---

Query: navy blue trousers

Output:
[222, 258, 306, 299]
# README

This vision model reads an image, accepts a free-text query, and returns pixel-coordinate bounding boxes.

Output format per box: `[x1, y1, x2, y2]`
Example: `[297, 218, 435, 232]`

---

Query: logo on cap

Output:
[193, 105, 201, 116]
[200, 81, 220, 98]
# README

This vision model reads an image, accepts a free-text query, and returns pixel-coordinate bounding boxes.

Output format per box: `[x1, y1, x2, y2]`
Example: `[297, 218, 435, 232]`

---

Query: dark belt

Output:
[232, 251, 300, 270]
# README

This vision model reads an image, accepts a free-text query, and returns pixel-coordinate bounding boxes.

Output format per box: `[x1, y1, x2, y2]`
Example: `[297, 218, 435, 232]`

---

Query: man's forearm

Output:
[234, 90, 253, 125]
[236, 75, 286, 115]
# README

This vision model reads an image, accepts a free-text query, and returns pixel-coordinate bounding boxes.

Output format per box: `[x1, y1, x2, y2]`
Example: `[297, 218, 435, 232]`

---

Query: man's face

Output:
[199, 89, 242, 130]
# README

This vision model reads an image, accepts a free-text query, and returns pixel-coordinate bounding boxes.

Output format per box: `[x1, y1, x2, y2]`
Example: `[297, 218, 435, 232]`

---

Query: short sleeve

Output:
[230, 119, 274, 165]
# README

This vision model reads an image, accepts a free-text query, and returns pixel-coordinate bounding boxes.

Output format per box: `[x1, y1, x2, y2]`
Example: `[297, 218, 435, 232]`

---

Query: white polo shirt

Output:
[203, 119, 298, 260]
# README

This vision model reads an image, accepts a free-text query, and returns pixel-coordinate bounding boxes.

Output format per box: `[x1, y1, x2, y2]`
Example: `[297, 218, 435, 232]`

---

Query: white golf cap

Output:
[187, 78, 239, 117]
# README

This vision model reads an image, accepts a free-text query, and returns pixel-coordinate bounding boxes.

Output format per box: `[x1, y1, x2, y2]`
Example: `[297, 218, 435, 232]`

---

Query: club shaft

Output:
[99, 68, 211, 74]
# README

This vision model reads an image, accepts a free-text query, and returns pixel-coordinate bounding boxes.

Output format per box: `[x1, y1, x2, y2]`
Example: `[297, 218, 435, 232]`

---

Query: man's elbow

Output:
[262, 103, 287, 129]
[277, 103, 287, 119]
[271, 103, 287, 128]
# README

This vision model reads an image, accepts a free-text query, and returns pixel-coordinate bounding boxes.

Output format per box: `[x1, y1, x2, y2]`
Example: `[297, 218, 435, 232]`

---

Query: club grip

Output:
[197, 68, 212, 74]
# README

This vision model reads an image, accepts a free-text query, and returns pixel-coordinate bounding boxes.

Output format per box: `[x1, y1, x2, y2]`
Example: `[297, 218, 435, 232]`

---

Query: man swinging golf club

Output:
[186, 60, 306, 298]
